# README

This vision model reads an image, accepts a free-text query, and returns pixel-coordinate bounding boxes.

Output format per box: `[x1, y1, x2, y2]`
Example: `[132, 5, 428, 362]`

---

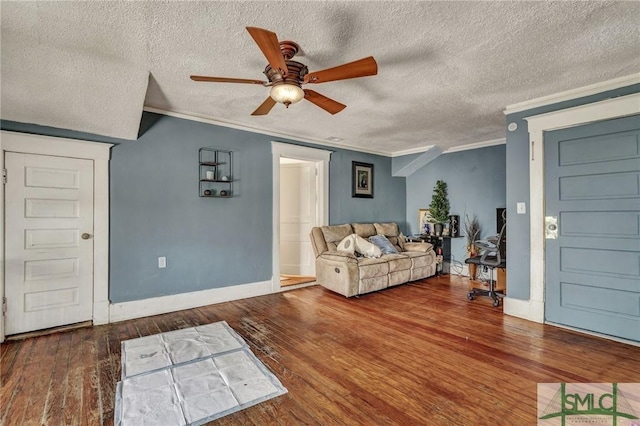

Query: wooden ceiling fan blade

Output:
[304, 57, 378, 84]
[304, 90, 346, 115]
[246, 27, 288, 76]
[251, 97, 277, 116]
[190, 75, 267, 85]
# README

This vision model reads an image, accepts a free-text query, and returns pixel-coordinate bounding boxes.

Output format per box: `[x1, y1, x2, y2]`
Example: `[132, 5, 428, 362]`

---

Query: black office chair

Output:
[465, 222, 506, 307]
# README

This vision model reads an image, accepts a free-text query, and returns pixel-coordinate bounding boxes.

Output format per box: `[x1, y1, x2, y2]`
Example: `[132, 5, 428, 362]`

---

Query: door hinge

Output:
[2, 168, 6, 185]
[2, 297, 6, 315]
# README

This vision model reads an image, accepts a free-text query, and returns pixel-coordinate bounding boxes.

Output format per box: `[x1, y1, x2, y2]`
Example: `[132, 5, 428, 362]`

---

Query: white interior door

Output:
[280, 161, 316, 276]
[5, 152, 94, 335]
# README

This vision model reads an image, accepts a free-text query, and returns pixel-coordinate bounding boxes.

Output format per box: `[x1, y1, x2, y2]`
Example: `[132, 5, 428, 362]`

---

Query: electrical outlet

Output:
[158, 256, 166, 268]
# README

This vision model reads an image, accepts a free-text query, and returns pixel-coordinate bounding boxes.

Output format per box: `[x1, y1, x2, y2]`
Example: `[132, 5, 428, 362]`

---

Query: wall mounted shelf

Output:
[199, 147, 233, 198]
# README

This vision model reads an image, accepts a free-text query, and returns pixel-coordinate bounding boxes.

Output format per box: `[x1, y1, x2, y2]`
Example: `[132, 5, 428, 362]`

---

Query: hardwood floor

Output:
[280, 274, 316, 287]
[2, 275, 639, 425]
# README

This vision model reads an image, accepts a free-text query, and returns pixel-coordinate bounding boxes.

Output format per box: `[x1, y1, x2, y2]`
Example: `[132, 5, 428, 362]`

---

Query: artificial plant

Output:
[463, 213, 481, 254]
[428, 180, 450, 224]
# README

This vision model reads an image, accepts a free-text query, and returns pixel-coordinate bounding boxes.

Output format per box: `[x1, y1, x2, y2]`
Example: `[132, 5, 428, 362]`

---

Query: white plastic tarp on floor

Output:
[114, 321, 287, 425]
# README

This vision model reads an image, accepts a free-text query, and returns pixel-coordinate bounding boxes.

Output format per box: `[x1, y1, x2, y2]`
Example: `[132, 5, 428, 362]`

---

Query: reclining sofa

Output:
[309, 222, 437, 297]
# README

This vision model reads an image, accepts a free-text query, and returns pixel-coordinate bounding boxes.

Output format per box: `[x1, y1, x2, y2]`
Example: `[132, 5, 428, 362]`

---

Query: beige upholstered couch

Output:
[309, 222, 437, 297]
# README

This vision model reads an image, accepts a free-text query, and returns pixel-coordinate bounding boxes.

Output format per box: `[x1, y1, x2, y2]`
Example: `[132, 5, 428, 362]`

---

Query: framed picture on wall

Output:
[352, 161, 374, 198]
[418, 208, 435, 235]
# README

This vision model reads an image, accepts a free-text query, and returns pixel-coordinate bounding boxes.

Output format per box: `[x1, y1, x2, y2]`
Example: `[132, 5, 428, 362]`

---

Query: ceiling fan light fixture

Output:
[190, 27, 376, 116]
[270, 83, 304, 107]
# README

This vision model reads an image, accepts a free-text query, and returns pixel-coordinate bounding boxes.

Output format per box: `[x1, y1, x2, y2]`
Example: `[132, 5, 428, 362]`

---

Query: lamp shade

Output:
[269, 83, 304, 106]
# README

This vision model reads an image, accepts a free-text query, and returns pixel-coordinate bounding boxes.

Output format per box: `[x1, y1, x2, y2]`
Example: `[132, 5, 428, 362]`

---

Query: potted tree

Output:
[463, 213, 481, 279]
[428, 180, 450, 237]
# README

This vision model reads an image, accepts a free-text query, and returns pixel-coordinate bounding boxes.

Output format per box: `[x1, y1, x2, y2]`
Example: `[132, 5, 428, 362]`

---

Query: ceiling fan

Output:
[190, 27, 378, 116]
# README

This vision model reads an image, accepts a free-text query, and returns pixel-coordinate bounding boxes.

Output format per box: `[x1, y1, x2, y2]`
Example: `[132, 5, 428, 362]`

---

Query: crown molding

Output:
[504, 73, 640, 115]
[443, 138, 506, 154]
[389, 144, 435, 157]
[143, 107, 508, 158]
[142, 106, 392, 157]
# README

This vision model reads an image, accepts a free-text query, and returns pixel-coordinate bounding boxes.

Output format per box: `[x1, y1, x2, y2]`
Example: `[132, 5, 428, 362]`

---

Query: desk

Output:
[468, 267, 507, 293]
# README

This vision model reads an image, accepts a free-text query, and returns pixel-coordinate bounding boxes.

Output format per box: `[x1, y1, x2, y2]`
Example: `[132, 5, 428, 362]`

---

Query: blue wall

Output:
[2, 113, 405, 303]
[405, 145, 506, 265]
[505, 83, 640, 300]
[329, 150, 407, 227]
[8, 82, 635, 305]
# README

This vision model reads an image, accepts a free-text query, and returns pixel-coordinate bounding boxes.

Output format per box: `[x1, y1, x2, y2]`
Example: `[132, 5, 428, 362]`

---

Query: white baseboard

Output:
[109, 280, 273, 323]
[546, 322, 640, 347]
[503, 297, 531, 320]
[93, 300, 110, 325]
[530, 299, 545, 323]
[503, 297, 544, 323]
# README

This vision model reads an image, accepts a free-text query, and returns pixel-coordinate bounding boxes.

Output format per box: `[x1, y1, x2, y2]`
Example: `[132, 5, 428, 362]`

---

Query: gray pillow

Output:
[368, 234, 399, 254]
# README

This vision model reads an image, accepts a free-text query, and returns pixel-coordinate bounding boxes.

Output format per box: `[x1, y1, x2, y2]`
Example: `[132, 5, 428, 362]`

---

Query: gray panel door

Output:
[545, 114, 640, 342]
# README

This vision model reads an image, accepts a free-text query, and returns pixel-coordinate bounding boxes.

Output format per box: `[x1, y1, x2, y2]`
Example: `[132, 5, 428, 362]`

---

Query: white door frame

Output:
[0, 131, 112, 342]
[271, 142, 331, 292]
[503, 93, 640, 323]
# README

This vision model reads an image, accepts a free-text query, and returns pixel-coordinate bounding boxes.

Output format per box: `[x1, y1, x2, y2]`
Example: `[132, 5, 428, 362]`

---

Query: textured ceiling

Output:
[2, 1, 639, 155]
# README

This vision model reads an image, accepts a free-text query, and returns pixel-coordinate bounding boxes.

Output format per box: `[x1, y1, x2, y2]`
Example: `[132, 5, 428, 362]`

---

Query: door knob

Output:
[81, 233, 93, 240]
[545, 216, 558, 239]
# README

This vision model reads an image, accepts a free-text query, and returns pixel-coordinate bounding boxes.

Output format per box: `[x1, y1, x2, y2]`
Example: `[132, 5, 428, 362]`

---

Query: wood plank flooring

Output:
[280, 275, 316, 287]
[1, 275, 639, 425]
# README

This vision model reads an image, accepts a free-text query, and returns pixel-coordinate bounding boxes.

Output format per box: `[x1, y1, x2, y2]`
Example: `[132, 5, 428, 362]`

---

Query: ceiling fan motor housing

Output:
[264, 61, 308, 87]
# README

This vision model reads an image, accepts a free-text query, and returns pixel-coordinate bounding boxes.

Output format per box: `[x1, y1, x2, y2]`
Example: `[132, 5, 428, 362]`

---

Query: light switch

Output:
[158, 256, 166, 268]
[517, 202, 526, 214]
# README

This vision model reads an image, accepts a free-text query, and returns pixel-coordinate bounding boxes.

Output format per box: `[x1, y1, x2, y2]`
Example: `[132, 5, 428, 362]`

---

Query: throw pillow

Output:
[354, 235, 382, 258]
[369, 234, 399, 254]
[336, 234, 357, 255]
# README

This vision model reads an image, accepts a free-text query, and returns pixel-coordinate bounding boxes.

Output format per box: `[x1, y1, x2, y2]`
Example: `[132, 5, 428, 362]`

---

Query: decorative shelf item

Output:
[199, 147, 233, 198]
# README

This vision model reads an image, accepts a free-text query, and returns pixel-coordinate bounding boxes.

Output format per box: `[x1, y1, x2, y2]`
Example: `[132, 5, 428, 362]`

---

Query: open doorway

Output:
[271, 142, 331, 292]
[279, 158, 317, 287]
